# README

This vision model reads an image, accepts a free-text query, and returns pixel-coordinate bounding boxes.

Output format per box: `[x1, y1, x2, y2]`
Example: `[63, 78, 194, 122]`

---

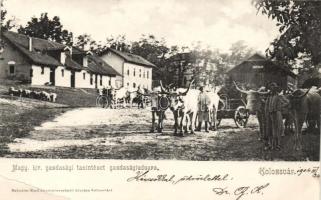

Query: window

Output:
[143, 71, 145, 78]
[90, 74, 93, 85]
[133, 83, 136, 88]
[109, 79, 111, 86]
[100, 75, 103, 86]
[30, 69, 33, 77]
[83, 73, 86, 80]
[9, 65, 15, 75]
[127, 69, 130, 76]
[133, 69, 136, 77]
[127, 82, 129, 86]
[61, 69, 64, 77]
[139, 69, 141, 77]
[147, 71, 149, 79]
[41, 67, 44, 75]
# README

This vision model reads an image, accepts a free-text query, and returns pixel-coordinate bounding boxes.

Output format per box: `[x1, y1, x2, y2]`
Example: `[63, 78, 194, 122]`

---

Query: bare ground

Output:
[1, 104, 319, 161]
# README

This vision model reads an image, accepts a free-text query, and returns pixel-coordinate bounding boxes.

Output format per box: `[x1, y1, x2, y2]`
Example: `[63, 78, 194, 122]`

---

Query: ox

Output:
[288, 88, 320, 150]
[111, 87, 128, 108]
[205, 86, 223, 131]
[127, 87, 145, 108]
[161, 81, 196, 136]
[234, 82, 270, 140]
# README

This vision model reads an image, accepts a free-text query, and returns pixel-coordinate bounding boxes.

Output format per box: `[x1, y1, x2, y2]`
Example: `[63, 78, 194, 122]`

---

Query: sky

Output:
[4, 0, 279, 53]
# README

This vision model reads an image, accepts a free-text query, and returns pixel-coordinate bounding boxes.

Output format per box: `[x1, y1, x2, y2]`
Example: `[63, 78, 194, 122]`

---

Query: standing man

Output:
[265, 82, 288, 150]
[196, 86, 211, 132]
[137, 85, 144, 109]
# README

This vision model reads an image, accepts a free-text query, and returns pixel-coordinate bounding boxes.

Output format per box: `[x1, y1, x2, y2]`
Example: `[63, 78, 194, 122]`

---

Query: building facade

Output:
[100, 48, 154, 89]
[0, 31, 119, 89]
[227, 53, 297, 90]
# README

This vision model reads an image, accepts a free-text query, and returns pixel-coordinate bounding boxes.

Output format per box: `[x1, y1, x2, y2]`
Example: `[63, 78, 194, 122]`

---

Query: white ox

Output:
[205, 86, 223, 130]
[126, 87, 146, 108]
[112, 87, 128, 108]
[161, 81, 199, 136]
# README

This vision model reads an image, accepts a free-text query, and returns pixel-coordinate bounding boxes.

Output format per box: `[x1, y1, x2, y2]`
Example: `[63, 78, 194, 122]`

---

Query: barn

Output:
[227, 53, 297, 90]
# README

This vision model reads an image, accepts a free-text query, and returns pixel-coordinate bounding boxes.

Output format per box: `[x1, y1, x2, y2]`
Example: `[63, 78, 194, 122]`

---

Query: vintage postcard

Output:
[0, 0, 320, 199]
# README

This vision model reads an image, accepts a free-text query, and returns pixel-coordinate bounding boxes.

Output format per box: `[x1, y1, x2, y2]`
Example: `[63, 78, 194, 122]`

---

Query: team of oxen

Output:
[233, 82, 320, 150]
[100, 81, 320, 151]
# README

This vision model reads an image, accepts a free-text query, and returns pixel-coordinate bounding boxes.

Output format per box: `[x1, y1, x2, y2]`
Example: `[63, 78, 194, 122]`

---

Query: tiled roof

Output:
[106, 48, 156, 68]
[3, 31, 119, 76]
[13, 43, 62, 67]
[65, 56, 85, 71]
[228, 53, 296, 77]
[87, 54, 121, 76]
[4, 31, 65, 51]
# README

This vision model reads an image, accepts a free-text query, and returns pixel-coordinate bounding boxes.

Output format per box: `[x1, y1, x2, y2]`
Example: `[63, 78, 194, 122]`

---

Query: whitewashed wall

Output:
[96, 75, 116, 89]
[123, 63, 152, 90]
[55, 66, 71, 87]
[75, 70, 95, 89]
[31, 65, 51, 85]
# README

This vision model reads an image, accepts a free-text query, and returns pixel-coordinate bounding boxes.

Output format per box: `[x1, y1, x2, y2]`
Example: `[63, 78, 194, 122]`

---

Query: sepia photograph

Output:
[0, 0, 320, 163]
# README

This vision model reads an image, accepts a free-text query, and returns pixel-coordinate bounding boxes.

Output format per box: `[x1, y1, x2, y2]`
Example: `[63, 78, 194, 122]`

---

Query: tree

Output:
[253, 0, 321, 66]
[74, 34, 98, 51]
[228, 40, 255, 65]
[18, 13, 73, 45]
[105, 34, 130, 53]
[131, 34, 170, 81]
[1, 2, 17, 32]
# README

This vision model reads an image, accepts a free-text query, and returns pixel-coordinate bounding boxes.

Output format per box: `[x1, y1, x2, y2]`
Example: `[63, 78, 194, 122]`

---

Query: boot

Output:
[205, 122, 209, 132]
[195, 122, 202, 131]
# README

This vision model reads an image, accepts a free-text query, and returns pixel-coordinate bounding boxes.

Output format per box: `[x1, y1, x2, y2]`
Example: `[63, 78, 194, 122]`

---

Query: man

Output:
[136, 85, 144, 109]
[264, 82, 289, 150]
[196, 86, 211, 132]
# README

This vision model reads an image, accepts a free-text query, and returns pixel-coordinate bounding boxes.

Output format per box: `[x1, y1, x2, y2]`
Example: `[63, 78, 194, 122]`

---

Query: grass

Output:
[0, 103, 69, 156]
[0, 80, 98, 107]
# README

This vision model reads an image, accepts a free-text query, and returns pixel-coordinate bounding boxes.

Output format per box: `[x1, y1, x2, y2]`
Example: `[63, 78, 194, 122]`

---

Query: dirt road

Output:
[4, 107, 320, 161]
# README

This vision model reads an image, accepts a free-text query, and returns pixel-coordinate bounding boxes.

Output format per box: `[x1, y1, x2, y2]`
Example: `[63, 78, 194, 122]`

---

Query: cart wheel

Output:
[96, 96, 100, 107]
[216, 118, 222, 127]
[234, 106, 249, 128]
[97, 96, 109, 108]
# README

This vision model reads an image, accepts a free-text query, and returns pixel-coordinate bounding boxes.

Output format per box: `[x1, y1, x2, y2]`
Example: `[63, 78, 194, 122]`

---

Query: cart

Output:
[216, 94, 249, 128]
[96, 88, 113, 108]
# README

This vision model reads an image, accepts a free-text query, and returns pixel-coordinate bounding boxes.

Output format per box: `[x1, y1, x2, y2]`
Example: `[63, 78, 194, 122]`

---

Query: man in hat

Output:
[196, 86, 211, 132]
[264, 82, 289, 150]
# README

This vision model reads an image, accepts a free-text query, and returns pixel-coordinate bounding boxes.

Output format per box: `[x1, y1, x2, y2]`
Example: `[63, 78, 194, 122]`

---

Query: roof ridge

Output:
[107, 47, 155, 67]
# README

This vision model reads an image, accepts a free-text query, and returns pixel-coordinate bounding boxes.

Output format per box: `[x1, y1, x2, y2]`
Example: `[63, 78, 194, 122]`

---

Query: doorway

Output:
[50, 68, 55, 86]
[71, 71, 75, 88]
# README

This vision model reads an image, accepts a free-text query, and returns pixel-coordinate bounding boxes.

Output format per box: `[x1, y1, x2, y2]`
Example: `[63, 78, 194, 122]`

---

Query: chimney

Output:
[29, 37, 33, 52]
[83, 56, 88, 67]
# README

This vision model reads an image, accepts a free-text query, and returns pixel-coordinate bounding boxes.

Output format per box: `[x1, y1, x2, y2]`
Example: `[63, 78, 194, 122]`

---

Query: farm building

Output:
[100, 48, 154, 89]
[227, 53, 297, 90]
[0, 31, 120, 89]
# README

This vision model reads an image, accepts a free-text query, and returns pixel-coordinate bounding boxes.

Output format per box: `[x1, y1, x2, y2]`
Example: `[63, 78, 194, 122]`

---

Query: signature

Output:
[212, 183, 270, 200]
[127, 170, 231, 185]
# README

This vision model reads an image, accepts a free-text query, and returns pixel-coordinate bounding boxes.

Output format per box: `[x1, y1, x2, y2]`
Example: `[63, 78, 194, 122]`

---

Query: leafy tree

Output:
[131, 34, 170, 81]
[253, 0, 321, 66]
[228, 40, 255, 65]
[0, 2, 17, 32]
[105, 34, 130, 53]
[17, 13, 73, 45]
[74, 34, 98, 51]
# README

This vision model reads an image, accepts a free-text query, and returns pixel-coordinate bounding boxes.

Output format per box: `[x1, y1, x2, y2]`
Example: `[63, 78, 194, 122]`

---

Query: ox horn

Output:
[233, 81, 249, 94]
[160, 80, 170, 95]
[290, 88, 311, 99]
[179, 79, 194, 96]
